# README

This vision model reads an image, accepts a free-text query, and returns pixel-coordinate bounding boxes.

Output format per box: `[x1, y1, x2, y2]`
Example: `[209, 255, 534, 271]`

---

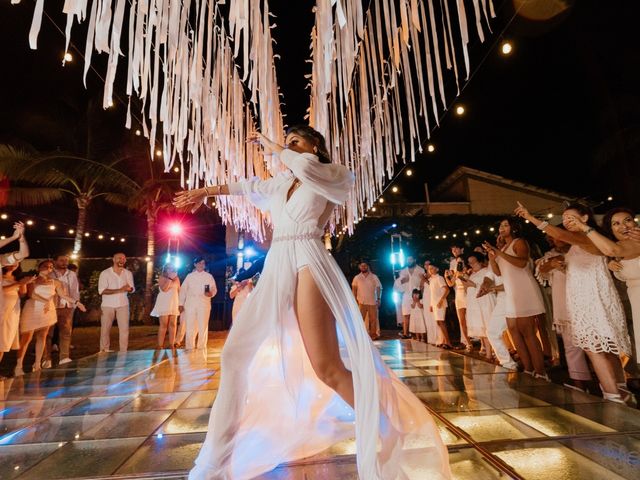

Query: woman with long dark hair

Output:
[174, 125, 450, 480]
[516, 202, 631, 403]
[483, 218, 548, 379]
[565, 207, 640, 367]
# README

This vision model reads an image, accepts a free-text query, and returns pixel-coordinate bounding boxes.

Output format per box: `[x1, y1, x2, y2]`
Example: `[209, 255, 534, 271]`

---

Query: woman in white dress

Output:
[567, 207, 640, 366]
[461, 253, 496, 361]
[427, 265, 453, 349]
[15, 260, 86, 376]
[1, 265, 33, 366]
[174, 126, 450, 480]
[151, 264, 181, 348]
[516, 202, 631, 403]
[484, 218, 548, 379]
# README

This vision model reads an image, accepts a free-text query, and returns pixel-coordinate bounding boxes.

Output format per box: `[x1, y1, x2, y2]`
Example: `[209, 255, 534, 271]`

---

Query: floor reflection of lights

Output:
[0, 339, 638, 479]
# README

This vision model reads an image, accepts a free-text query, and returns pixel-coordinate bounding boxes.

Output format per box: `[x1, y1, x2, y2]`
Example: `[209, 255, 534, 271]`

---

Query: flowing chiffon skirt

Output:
[189, 232, 450, 480]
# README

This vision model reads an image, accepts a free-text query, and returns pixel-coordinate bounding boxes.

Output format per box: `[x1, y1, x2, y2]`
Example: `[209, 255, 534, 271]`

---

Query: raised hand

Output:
[514, 201, 532, 221]
[608, 260, 623, 272]
[625, 226, 640, 242]
[564, 214, 587, 232]
[247, 132, 282, 155]
[12, 221, 25, 239]
[173, 188, 207, 213]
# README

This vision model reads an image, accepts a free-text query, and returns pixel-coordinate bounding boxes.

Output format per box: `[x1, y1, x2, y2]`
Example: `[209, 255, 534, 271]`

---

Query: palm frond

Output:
[7, 187, 66, 206]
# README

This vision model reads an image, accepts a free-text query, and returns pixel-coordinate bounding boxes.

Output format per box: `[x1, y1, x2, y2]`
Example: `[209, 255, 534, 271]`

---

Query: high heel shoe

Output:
[603, 391, 629, 404]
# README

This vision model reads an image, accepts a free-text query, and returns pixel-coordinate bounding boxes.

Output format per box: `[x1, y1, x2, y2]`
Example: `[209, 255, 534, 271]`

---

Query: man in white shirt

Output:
[351, 262, 382, 340]
[397, 256, 425, 339]
[98, 253, 135, 352]
[44, 254, 80, 366]
[179, 257, 216, 349]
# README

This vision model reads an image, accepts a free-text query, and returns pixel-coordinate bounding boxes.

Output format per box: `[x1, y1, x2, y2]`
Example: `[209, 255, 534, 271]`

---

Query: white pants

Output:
[100, 306, 129, 352]
[184, 301, 211, 349]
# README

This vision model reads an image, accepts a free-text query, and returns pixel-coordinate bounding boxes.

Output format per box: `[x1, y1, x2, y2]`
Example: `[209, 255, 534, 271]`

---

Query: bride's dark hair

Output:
[285, 125, 332, 164]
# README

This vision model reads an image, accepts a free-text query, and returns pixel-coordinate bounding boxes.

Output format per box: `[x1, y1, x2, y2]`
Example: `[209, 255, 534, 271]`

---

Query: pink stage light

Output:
[169, 223, 183, 236]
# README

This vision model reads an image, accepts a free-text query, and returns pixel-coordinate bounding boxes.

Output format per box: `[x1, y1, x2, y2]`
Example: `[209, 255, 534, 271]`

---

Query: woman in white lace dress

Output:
[567, 207, 640, 367]
[150, 264, 181, 348]
[174, 126, 450, 480]
[516, 202, 631, 403]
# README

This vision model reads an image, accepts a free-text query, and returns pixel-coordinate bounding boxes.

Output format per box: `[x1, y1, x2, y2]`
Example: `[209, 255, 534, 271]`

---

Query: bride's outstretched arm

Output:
[173, 185, 230, 212]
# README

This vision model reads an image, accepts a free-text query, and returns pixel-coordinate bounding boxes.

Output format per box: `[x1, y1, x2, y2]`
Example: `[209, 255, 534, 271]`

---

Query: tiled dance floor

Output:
[0, 339, 639, 479]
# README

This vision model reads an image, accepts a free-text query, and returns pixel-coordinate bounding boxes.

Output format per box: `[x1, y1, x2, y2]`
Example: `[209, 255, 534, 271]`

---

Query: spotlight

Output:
[391, 223, 397, 228]
[169, 223, 183, 236]
[501, 41, 513, 56]
[244, 247, 257, 258]
[427, 144, 435, 153]
[455, 105, 465, 116]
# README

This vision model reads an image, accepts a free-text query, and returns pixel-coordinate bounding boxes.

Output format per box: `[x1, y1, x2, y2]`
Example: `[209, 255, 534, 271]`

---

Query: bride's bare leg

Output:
[295, 267, 355, 408]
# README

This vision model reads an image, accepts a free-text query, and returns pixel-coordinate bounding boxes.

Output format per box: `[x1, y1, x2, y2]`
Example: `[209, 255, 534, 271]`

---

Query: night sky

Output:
[1, 1, 639, 257]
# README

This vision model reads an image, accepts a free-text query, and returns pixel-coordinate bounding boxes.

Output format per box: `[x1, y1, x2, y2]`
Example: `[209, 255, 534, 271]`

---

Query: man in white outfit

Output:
[397, 256, 425, 339]
[179, 257, 216, 349]
[351, 262, 382, 340]
[98, 253, 135, 352]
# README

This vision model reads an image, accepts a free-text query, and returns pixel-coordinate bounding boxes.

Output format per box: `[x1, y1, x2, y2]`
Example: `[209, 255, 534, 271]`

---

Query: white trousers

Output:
[184, 302, 211, 349]
[100, 306, 129, 352]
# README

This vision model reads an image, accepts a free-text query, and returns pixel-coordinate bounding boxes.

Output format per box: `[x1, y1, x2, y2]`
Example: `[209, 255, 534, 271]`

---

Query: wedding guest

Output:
[428, 265, 453, 349]
[569, 207, 640, 367]
[420, 261, 439, 345]
[98, 253, 135, 352]
[15, 260, 85, 376]
[445, 244, 471, 349]
[179, 257, 216, 349]
[351, 262, 382, 340]
[1, 264, 33, 370]
[517, 202, 631, 402]
[151, 264, 181, 349]
[43, 254, 80, 367]
[460, 252, 495, 361]
[397, 256, 425, 339]
[230, 278, 254, 322]
[484, 218, 548, 380]
[409, 289, 427, 342]
[536, 233, 592, 391]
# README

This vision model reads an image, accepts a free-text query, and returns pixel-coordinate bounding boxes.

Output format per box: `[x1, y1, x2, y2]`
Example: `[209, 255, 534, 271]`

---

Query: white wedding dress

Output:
[189, 150, 450, 479]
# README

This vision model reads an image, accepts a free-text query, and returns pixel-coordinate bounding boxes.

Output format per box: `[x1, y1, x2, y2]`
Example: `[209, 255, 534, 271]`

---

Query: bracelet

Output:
[204, 186, 212, 196]
[537, 221, 549, 231]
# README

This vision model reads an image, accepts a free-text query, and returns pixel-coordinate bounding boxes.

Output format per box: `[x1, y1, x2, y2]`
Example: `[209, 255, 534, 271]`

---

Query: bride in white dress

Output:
[174, 126, 450, 480]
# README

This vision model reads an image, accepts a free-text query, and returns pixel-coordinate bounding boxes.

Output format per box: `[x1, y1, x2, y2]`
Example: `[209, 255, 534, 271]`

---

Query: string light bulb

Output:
[68, 229, 75, 234]
[63, 52, 73, 63]
[98, 234, 104, 239]
[501, 41, 513, 56]
[0, 213, 7, 219]
[156, 149, 163, 157]
[379, 197, 385, 203]
[173, 167, 180, 173]
[26, 220, 34, 226]
[84, 232, 90, 237]
[391, 186, 399, 193]
[427, 144, 435, 153]
[455, 105, 465, 116]
[475, 229, 481, 234]
[406, 169, 413, 177]
[547, 213, 554, 219]
[135, 129, 142, 136]
[607, 196, 613, 201]
[48, 225, 56, 231]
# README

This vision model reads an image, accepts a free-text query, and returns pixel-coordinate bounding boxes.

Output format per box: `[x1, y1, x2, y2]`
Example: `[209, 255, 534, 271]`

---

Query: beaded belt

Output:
[272, 233, 320, 243]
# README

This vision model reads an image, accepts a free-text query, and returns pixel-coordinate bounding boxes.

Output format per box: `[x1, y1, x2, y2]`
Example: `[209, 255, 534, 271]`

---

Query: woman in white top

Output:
[1, 264, 33, 365]
[484, 218, 547, 379]
[15, 260, 86, 376]
[151, 264, 181, 349]
[517, 202, 631, 403]
[569, 207, 640, 367]
[174, 126, 450, 480]
[461, 253, 496, 361]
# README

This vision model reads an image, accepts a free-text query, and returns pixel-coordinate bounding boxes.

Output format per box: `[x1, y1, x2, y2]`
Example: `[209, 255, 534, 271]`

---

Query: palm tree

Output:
[0, 144, 140, 254]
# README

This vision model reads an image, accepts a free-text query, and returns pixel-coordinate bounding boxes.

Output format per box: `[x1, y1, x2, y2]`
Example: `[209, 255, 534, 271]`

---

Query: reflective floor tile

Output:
[416, 391, 494, 413]
[0, 418, 37, 438]
[0, 398, 79, 420]
[442, 410, 543, 442]
[180, 391, 217, 409]
[82, 411, 173, 439]
[560, 401, 640, 432]
[470, 388, 551, 410]
[503, 406, 616, 437]
[0, 414, 109, 444]
[448, 448, 506, 479]
[53, 395, 135, 416]
[156, 408, 211, 434]
[513, 384, 606, 407]
[390, 368, 425, 378]
[0, 442, 63, 479]
[433, 417, 468, 446]
[119, 392, 192, 412]
[403, 375, 470, 393]
[16, 437, 147, 479]
[488, 440, 629, 480]
[116, 432, 205, 475]
[195, 376, 220, 390]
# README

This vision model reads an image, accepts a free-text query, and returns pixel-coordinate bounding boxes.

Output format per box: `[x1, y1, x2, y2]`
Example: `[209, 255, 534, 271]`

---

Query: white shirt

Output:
[352, 272, 382, 305]
[98, 267, 135, 308]
[398, 266, 425, 296]
[50, 268, 80, 308]
[179, 270, 217, 306]
[449, 257, 466, 294]
[429, 274, 448, 308]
